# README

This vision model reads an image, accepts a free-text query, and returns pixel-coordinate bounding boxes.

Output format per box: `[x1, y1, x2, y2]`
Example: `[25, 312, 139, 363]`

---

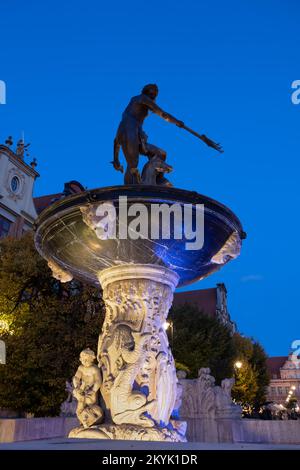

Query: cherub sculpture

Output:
[72, 348, 104, 428]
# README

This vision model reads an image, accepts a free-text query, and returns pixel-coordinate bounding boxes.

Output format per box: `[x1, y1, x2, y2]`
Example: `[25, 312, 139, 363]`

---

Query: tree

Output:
[169, 304, 269, 408]
[232, 360, 259, 406]
[0, 233, 104, 416]
[286, 397, 297, 408]
[250, 341, 270, 406]
[169, 304, 236, 382]
[231, 334, 270, 408]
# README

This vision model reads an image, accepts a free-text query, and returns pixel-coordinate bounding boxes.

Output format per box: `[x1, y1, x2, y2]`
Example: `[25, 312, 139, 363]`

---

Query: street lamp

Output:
[234, 361, 243, 369]
[163, 320, 174, 346]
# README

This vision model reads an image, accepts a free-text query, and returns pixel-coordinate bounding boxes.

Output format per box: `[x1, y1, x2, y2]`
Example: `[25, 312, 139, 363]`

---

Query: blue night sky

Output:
[0, 0, 299, 356]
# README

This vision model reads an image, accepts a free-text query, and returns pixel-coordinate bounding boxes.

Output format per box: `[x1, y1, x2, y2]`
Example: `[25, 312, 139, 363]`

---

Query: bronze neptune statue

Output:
[112, 83, 223, 186]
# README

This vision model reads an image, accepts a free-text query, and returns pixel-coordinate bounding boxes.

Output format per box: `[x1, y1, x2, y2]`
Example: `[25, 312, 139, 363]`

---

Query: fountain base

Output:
[69, 422, 187, 442]
[68, 264, 186, 441]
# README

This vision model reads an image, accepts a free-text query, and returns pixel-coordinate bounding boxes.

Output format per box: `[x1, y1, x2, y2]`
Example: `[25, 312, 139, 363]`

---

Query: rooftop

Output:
[267, 356, 288, 378]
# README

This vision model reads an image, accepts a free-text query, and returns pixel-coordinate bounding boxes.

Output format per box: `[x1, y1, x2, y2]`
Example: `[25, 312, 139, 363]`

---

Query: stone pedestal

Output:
[69, 264, 186, 442]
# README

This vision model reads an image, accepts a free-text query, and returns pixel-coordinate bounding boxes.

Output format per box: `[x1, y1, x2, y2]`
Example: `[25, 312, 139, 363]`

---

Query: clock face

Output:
[11, 176, 20, 193]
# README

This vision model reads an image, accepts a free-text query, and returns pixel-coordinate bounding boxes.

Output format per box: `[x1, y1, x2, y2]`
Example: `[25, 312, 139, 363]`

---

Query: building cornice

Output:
[0, 145, 40, 179]
[0, 203, 35, 226]
[0, 202, 19, 218]
[269, 378, 300, 383]
[20, 210, 35, 224]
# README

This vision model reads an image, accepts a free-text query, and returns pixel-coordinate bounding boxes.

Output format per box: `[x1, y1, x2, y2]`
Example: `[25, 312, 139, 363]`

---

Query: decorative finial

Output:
[30, 157, 37, 169]
[5, 136, 13, 147]
[16, 139, 30, 159]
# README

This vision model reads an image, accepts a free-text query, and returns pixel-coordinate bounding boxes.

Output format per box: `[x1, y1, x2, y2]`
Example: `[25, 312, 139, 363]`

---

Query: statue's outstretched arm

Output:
[141, 96, 184, 128]
[141, 95, 223, 153]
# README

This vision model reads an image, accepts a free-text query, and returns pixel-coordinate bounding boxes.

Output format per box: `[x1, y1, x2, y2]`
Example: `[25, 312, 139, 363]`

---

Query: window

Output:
[10, 176, 20, 193]
[0, 216, 11, 238]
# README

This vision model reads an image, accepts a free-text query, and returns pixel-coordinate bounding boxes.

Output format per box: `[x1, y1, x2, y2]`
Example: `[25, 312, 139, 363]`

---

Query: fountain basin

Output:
[34, 185, 244, 288]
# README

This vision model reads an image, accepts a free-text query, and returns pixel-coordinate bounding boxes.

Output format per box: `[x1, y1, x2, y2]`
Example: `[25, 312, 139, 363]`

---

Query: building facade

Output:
[266, 354, 300, 406]
[0, 141, 39, 238]
[173, 283, 236, 333]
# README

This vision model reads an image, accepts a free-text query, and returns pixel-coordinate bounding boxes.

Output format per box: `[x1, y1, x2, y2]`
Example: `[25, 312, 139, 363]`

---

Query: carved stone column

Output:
[70, 264, 186, 441]
[99, 264, 185, 430]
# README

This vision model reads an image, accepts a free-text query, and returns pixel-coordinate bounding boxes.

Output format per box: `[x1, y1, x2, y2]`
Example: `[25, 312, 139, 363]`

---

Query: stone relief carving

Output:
[179, 368, 241, 420]
[47, 260, 73, 283]
[211, 231, 241, 265]
[68, 264, 240, 442]
[60, 380, 77, 417]
[80, 203, 116, 240]
[69, 422, 186, 441]
[97, 274, 179, 428]
[108, 327, 155, 427]
[171, 371, 184, 420]
[69, 264, 186, 442]
[5, 167, 26, 201]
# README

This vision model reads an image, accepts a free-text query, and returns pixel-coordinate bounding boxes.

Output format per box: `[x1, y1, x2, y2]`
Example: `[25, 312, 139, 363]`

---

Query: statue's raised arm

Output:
[139, 93, 184, 128]
[112, 83, 222, 186]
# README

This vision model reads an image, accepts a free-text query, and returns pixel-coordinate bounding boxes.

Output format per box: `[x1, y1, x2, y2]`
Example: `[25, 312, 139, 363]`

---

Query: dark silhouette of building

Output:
[173, 283, 236, 332]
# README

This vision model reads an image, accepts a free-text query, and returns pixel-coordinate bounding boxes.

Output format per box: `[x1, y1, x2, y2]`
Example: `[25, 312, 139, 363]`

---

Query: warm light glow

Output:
[163, 321, 170, 330]
[234, 361, 243, 369]
[291, 385, 296, 390]
[0, 319, 13, 335]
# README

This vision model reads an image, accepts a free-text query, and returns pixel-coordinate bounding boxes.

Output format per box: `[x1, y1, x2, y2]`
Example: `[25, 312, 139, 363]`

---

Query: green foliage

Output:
[232, 359, 259, 405]
[170, 304, 269, 407]
[250, 341, 270, 405]
[170, 304, 235, 383]
[174, 361, 191, 375]
[0, 233, 104, 416]
[231, 334, 270, 407]
[286, 397, 298, 410]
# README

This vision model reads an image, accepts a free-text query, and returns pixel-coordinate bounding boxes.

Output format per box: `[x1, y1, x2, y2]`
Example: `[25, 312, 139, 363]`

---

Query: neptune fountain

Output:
[34, 84, 245, 442]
